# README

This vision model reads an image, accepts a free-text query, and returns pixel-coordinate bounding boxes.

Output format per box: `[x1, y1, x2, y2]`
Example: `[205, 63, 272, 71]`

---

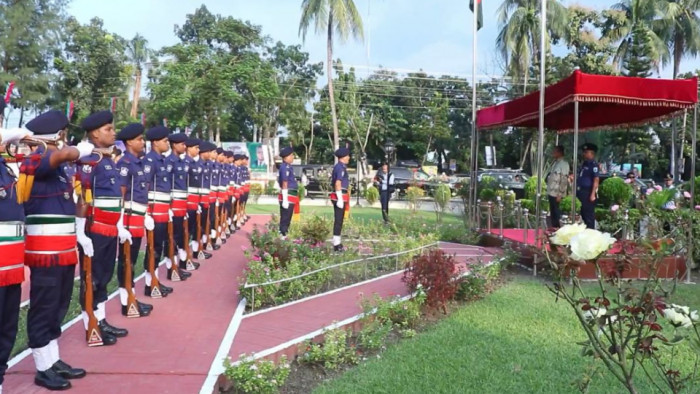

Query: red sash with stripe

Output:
[0, 241, 25, 286]
[149, 202, 170, 223]
[124, 214, 145, 238]
[278, 194, 300, 214]
[187, 194, 200, 210]
[329, 192, 350, 214]
[87, 207, 120, 237]
[172, 199, 187, 217]
[25, 235, 77, 267]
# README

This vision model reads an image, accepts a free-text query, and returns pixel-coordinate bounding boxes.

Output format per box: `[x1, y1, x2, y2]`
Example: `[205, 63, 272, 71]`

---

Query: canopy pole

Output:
[468, 3, 478, 230]
[473, 124, 480, 225]
[533, 0, 547, 269]
[571, 100, 579, 219]
[688, 104, 697, 284]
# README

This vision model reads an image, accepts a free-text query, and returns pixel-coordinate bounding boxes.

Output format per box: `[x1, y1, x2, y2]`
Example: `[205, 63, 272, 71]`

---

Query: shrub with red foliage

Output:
[402, 249, 459, 313]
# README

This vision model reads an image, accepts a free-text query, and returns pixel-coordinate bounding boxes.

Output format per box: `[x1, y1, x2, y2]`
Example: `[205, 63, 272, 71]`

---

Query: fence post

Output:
[487, 201, 493, 234]
[498, 196, 504, 239]
[523, 208, 530, 244]
[251, 288, 255, 313]
[515, 200, 522, 228]
[476, 199, 482, 231]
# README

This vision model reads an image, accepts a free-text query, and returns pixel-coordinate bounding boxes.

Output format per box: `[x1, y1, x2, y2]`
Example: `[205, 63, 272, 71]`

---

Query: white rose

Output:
[569, 229, 616, 261]
[664, 308, 693, 328]
[672, 304, 690, 315]
[550, 223, 587, 246]
[691, 310, 699, 322]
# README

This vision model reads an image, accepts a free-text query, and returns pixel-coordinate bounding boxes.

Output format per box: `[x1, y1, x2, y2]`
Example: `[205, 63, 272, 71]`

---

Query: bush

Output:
[433, 184, 452, 223]
[402, 250, 459, 313]
[519, 199, 535, 213]
[300, 328, 358, 370]
[357, 319, 392, 351]
[249, 183, 264, 204]
[297, 183, 305, 202]
[223, 355, 290, 394]
[559, 195, 581, 214]
[406, 186, 425, 213]
[478, 188, 497, 202]
[524, 176, 545, 200]
[300, 215, 331, 244]
[264, 180, 277, 195]
[598, 177, 632, 207]
[479, 175, 498, 190]
[365, 186, 379, 205]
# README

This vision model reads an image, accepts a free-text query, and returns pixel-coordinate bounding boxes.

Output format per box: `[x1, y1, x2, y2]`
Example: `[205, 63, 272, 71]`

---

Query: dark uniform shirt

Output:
[144, 150, 171, 193]
[210, 161, 221, 189]
[332, 162, 349, 190]
[167, 153, 189, 191]
[117, 151, 149, 204]
[0, 157, 24, 221]
[78, 154, 121, 199]
[278, 162, 298, 190]
[202, 160, 212, 190]
[231, 165, 239, 186]
[24, 148, 75, 216]
[577, 160, 599, 189]
[241, 166, 249, 185]
[220, 162, 230, 188]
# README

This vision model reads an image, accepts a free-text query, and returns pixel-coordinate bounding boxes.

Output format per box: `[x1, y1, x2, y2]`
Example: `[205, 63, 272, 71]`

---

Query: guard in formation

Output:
[331, 147, 351, 251]
[0, 108, 253, 390]
[278, 146, 297, 237]
[576, 143, 600, 229]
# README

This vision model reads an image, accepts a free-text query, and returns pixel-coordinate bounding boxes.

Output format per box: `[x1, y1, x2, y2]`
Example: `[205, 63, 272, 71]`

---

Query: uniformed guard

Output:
[241, 155, 251, 224]
[185, 138, 210, 261]
[331, 147, 351, 251]
[199, 142, 218, 251]
[215, 148, 228, 244]
[210, 148, 223, 246]
[115, 123, 153, 317]
[0, 124, 31, 393]
[576, 143, 600, 229]
[23, 111, 91, 389]
[77, 110, 130, 344]
[224, 151, 235, 234]
[166, 133, 193, 278]
[143, 126, 175, 297]
[278, 147, 297, 237]
[231, 154, 243, 230]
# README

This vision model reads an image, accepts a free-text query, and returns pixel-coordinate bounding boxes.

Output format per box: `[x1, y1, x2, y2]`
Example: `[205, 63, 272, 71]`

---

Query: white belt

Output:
[124, 201, 148, 214]
[172, 190, 187, 199]
[148, 191, 171, 202]
[26, 222, 76, 236]
[0, 263, 24, 271]
[0, 222, 24, 238]
[93, 197, 121, 209]
[188, 187, 199, 194]
[26, 247, 77, 255]
[198, 188, 210, 195]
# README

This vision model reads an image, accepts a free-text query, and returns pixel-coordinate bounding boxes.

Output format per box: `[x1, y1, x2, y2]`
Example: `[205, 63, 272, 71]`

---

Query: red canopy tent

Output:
[476, 70, 698, 132]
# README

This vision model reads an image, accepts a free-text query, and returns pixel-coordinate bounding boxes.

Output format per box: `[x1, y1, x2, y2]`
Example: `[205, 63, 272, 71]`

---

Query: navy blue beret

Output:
[168, 133, 187, 143]
[185, 138, 201, 148]
[117, 123, 144, 141]
[279, 146, 294, 158]
[582, 143, 598, 152]
[26, 110, 70, 135]
[233, 154, 243, 161]
[216, 147, 224, 155]
[224, 151, 234, 158]
[146, 126, 170, 141]
[81, 110, 113, 132]
[199, 141, 217, 153]
[334, 147, 350, 158]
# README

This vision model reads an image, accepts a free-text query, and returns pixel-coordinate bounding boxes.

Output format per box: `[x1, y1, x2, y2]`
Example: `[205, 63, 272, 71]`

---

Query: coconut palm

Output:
[661, 0, 700, 78]
[299, 0, 364, 151]
[126, 34, 153, 119]
[496, 0, 568, 93]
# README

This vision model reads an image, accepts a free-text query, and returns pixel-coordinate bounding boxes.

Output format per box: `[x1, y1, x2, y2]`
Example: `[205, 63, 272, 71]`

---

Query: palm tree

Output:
[662, 0, 700, 79]
[496, 0, 568, 93]
[126, 34, 152, 119]
[299, 0, 364, 151]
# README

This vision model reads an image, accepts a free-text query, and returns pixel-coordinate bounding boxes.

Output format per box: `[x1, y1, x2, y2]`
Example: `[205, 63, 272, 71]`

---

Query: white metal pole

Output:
[572, 100, 579, 218]
[469, 2, 478, 228]
[688, 103, 697, 284]
[533, 0, 547, 248]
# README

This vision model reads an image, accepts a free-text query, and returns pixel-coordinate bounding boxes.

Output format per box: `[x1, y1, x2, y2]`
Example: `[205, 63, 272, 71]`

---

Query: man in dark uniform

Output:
[185, 138, 210, 260]
[23, 111, 90, 389]
[331, 148, 351, 251]
[199, 142, 219, 251]
[143, 127, 175, 297]
[277, 147, 297, 237]
[0, 123, 31, 393]
[576, 143, 600, 229]
[77, 111, 129, 343]
[224, 151, 235, 234]
[115, 123, 153, 317]
[166, 133, 193, 278]
[231, 154, 243, 230]
[241, 155, 251, 223]
[215, 148, 228, 243]
[209, 148, 223, 246]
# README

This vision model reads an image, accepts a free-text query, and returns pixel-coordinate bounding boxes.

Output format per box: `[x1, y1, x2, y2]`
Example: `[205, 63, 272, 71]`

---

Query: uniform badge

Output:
[167, 165, 173, 172]
[82, 165, 92, 174]
[144, 165, 152, 173]
[120, 167, 129, 176]
[0, 189, 6, 199]
[140, 182, 146, 189]
[185, 166, 189, 172]
[64, 192, 70, 200]
[105, 165, 112, 170]
[593, 167, 599, 173]
[137, 171, 143, 176]
[110, 178, 116, 185]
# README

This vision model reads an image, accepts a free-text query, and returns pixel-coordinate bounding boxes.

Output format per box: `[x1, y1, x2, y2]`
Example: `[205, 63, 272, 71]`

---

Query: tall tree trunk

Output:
[327, 13, 340, 154]
[215, 109, 221, 145]
[307, 112, 314, 164]
[130, 69, 141, 119]
[18, 107, 24, 127]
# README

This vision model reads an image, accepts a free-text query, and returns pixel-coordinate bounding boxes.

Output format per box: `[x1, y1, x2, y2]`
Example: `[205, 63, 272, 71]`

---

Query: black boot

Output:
[144, 285, 168, 298]
[166, 268, 189, 281]
[98, 330, 118, 346]
[334, 244, 345, 252]
[99, 320, 128, 338]
[185, 260, 201, 270]
[51, 360, 86, 379]
[35, 368, 71, 390]
[179, 268, 192, 278]
[212, 244, 221, 251]
[121, 303, 151, 317]
[159, 283, 174, 294]
[138, 300, 153, 312]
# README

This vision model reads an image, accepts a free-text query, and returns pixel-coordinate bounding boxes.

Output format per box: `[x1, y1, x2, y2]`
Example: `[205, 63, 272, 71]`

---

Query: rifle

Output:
[183, 164, 196, 269]
[123, 174, 139, 318]
[167, 166, 181, 281]
[81, 154, 103, 346]
[147, 173, 163, 298]
[204, 160, 213, 251]
[214, 164, 222, 246]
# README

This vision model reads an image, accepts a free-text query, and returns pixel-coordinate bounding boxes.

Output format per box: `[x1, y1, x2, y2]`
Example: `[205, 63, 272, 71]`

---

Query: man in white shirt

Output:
[373, 162, 395, 223]
[546, 145, 570, 228]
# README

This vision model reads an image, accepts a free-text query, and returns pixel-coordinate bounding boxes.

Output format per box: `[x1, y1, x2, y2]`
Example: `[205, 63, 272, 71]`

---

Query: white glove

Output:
[282, 189, 289, 209]
[216, 200, 220, 208]
[231, 196, 236, 204]
[116, 209, 132, 244]
[0, 127, 32, 144]
[184, 212, 189, 220]
[336, 191, 344, 209]
[168, 209, 174, 222]
[197, 205, 202, 214]
[144, 214, 155, 231]
[75, 141, 95, 159]
[75, 217, 94, 257]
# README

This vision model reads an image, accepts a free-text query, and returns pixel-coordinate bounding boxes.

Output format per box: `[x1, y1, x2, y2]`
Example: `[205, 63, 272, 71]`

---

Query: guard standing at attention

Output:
[185, 138, 210, 260]
[576, 143, 600, 229]
[199, 142, 218, 251]
[331, 147, 351, 252]
[166, 133, 193, 278]
[0, 123, 32, 393]
[23, 110, 91, 389]
[115, 123, 153, 317]
[76, 111, 129, 343]
[241, 155, 251, 224]
[277, 147, 297, 237]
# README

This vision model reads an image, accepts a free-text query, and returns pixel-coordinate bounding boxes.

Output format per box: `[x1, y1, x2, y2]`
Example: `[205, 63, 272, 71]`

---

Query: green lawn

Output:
[314, 277, 700, 394]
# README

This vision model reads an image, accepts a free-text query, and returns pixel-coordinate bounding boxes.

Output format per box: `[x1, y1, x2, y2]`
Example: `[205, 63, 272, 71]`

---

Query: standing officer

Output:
[576, 143, 599, 229]
[198, 142, 218, 251]
[23, 111, 91, 389]
[215, 148, 229, 243]
[77, 111, 129, 343]
[166, 133, 193, 277]
[185, 138, 210, 260]
[331, 147, 350, 251]
[224, 151, 235, 233]
[115, 123, 153, 317]
[143, 126, 175, 297]
[231, 154, 242, 230]
[241, 155, 251, 223]
[0, 125, 32, 393]
[373, 162, 395, 224]
[277, 147, 297, 237]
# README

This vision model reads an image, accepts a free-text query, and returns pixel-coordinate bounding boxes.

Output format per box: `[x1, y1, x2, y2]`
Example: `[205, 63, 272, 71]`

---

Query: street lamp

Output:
[383, 139, 396, 166]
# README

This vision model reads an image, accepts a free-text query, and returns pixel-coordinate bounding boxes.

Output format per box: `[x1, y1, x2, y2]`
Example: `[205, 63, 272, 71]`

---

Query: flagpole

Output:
[533, 0, 547, 276]
[469, 0, 478, 228]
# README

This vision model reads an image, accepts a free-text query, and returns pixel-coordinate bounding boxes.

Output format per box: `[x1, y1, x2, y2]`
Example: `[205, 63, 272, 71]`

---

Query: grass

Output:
[11, 253, 146, 358]
[314, 276, 700, 394]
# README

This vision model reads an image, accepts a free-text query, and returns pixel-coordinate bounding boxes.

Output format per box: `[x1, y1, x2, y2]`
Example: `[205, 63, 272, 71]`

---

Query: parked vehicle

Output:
[391, 166, 457, 197]
[293, 164, 358, 198]
[478, 169, 529, 199]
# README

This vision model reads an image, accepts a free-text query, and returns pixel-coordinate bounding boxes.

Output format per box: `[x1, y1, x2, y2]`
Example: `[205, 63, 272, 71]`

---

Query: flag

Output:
[470, 0, 483, 31]
[110, 97, 117, 113]
[140, 112, 146, 125]
[4, 81, 14, 104]
[66, 100, 74, 119]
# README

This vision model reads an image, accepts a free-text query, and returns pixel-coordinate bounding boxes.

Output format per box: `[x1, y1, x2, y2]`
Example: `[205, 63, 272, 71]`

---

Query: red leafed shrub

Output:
[402, 249, 459, 313]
